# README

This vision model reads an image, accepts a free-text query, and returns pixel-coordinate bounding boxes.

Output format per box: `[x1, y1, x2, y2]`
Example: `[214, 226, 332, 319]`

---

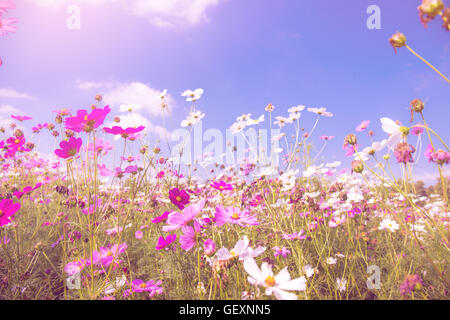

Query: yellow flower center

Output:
[176, 196, 182, 202]
[14, 139, 20, 144]
[231, 212, 239, 220]
[265, 276, 276, 287]
[230, 250, 236, 257]
[0, 209, 3, 217]
[139, 283, 147, 289]
[84, 115, 88, 121]
[106, 250, 113, 257]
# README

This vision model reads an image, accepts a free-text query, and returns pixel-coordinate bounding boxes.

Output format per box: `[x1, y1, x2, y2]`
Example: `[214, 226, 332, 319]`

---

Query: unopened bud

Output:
[95, 94, 102, 102]
[389, 32, 407, 54]
[351, 160, 364, 174]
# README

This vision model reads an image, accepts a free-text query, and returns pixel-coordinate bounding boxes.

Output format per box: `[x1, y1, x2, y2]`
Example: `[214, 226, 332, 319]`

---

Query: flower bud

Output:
[418, 0, 444, 27]
[95, 94, 102, 102]
[114, 116, 120, 123]
[14, 129, 24, 138]
[55, 115, 63, 124]
[389, 32, 407, 54]
[47, 123, 55, 130]
[351, 160, 364, 174]
[153, 147, 161, 154]
[265, 103, 274, 112]
[344, 133, 357, 146]
[410, 98, 425, 122]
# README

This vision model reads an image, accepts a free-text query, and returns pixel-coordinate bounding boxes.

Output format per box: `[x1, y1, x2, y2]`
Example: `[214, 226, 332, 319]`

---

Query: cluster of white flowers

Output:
[229, 113, 265, 134]
[181, 110, 205, 127]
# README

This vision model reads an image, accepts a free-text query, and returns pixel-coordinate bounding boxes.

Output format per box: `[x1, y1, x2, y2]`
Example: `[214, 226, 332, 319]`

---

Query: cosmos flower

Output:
[168, 187, 190, 210]
[0, 0, 15, 13]
[155, 234, 177, 250]
[162, 199, 205, 232]
[244, 258, 307, 300]
[103, 126, 145, 138]
[356, 120, 370, 132]
[380, 117, 403, 150]
[215, 236, 265, 261]
[210, 180, 233, 191]
[54, 137, 83, 159]
[11, 115, 31, 122]
[0, 198, 20, 226]
[273, 246, 291, 258]
[378, 218, 400, 232]
[214, 205, 259, 227]
[181, 88, 204, 102]
[65, 105, 111, 133]
[98, 243, 128, 267]
[179, 222, 201, 251]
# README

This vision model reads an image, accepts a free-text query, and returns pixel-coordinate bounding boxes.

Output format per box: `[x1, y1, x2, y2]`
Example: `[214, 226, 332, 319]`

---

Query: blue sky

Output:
[0, 0, 449, 183]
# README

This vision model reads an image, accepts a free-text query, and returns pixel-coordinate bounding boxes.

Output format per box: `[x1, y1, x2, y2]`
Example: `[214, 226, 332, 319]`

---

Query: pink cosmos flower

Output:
[13, 182, 42, 199]
[98, 164, 115, 177]
[162, 199, 205, 232]
[168, 187, 190, 210]
[65, 105, 110, 133]
[98, 243, 128, 267]
[282, 230, 306, 240]
[411, 127, 424, 136]
[203, 238, 216, 256]
[103, 126, 145, 138]
[11, 115, 31, 122]
[155, 234, 177, 250]
[273, 246, 291, 258]
[0, 16, 18, 36]
[0, 0, 15, 13]
[152, 211, 171, 224]
[320, 135, 335, 141]
[135, 230, 143, 239]
[214, 205, 259, 227]
[85, 138, 113, 156]
[55, 137, 83, 159]
[124, 279, 163, 298]
[180, 221, 202, 251]
[211, 180, 233, 191]
[0, 198, 20, 226]
[356, 120, 370, 132]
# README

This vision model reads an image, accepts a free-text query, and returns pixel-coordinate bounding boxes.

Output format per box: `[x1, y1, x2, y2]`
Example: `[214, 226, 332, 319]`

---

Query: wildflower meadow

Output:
[0, 1, 449, 302]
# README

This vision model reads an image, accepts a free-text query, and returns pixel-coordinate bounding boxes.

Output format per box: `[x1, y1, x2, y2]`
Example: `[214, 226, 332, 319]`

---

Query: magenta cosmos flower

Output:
[0, 198, 20, 226]
[210, 180, 233, 191]
[54, 137, 83, 159]
[162, 199, 205, 232]
[155, 234, 177, 250]
[125, 279, 163, 298]
[13, 182, 42, 199]
[103, 126, 145, 138]
[65, 105, 110, 133]
[11, 115, 31, 122]
[168, 187, 190, 210]
[214, 205, 259, 227]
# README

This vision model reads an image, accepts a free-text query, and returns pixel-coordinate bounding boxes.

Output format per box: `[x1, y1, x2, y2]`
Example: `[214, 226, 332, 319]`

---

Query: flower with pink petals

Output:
[214, 205, 259, 227]
[0, 198, 20, 226]
[162, 199, 205, 232]
[54, 137, 82, 159]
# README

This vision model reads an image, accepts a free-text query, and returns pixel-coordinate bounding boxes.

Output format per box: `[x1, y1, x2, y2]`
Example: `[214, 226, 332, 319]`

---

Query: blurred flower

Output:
[163, 199, 205, 232]
[356, 120, 370, 132]
[399, 274, 424, 297]
[244, 258, 307, 300]
[394, 142, 416, 164]
[417, 0, 444, 27]
[155, 234, 177, 250]
[0, 198, 20, 226]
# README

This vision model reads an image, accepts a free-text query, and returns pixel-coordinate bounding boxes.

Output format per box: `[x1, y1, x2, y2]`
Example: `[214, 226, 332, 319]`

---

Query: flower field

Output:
[0, 0, 449, 301]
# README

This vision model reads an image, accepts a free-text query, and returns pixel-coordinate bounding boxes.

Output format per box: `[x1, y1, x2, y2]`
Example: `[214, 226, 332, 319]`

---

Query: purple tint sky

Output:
[0, 0, 449, 183]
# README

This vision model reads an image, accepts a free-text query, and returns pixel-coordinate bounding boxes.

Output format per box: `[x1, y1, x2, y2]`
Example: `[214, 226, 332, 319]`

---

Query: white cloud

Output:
[77, 80, 174, 117]
[29, 0, 223, 28]
[413, 168, 450, 185]
[0, 88, 34, 99]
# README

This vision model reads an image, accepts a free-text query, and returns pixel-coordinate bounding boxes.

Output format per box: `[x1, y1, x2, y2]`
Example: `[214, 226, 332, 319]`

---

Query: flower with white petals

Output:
[307, 107, 333, 117]
[244, 258, 307, 300]
[182, 88, 204, 102]
[380, 117, 403, 150]
[215, 236, 265, 261]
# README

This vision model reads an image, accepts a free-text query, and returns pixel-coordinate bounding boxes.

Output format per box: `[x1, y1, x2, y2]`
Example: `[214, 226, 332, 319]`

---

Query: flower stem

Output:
[405, 44, 450, 83]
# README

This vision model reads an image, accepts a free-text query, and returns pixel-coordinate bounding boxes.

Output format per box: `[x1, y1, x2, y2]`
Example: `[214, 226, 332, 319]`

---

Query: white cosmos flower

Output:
[307, 107, 333, 117]
[230, 121, 247, 134]
[215, 236, 265, 261]
[274, 116, 289, 127]
[181, 88, 204, 101]
[378, 218, 399, 232]
[288, 105, 305, 114]
[288, 113, 301, 122]
[246, 114, 265, 126]
[237, 113, 252, 122]
[380, 117, 403, 150]
[303, 264, 318, 278]
[326, 257, 337, 264]
[244, 258, 307, 300]
[326, 161, 341, 168]
[158, 89, 168, 100]
[336, 278, 347, 292]
[119, 104, 141, 113]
